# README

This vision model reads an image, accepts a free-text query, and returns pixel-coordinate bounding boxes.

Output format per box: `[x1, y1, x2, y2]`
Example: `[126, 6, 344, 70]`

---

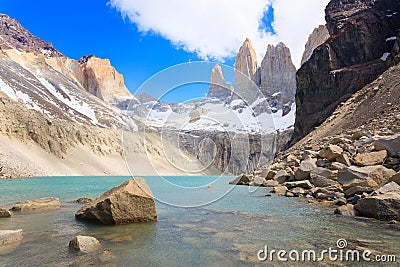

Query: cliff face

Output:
[207, 64, 233, 100]
[260, 42, 297, 104]
[293, 0, 400, 144]
[301, 25, 330, 66]
[78, 55, 133, 106]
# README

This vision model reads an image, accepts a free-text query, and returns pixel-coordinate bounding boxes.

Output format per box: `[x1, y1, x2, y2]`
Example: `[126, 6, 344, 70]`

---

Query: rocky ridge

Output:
[0, 14, 136, 108]
[207, 64, 233, 100]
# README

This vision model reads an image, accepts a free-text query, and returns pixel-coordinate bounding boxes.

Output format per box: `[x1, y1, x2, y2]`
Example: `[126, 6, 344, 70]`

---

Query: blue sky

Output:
[0, 0, 328, 103]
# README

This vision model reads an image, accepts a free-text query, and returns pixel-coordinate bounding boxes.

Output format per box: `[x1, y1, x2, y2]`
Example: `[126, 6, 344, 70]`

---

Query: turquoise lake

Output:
[0, 176, 399, 266]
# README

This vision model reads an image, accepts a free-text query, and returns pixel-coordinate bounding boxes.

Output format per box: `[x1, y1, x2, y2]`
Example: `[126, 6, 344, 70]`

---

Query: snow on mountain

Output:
[130, 97, 295, 134]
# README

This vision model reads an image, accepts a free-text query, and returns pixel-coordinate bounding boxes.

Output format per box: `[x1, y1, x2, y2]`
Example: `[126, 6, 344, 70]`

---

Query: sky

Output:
[0, 0, 329, 103]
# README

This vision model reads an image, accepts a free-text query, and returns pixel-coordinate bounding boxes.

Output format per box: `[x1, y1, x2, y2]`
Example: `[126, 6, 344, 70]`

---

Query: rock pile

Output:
[231, 132, 400, 221]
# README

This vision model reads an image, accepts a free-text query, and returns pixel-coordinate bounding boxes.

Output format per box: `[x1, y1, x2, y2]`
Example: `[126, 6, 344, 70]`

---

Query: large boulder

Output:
[69, 235, 101, 253]
[355, 192, 400, 221]
[0, 229, 23, 255]
[319, 145, 343, 161]
[374, 182, 400, 195]
[374, 134, 400, 157]
[75, 178, 157, 225]
[10, 198, 61, 212]
[294, 158, 317, 180]
[354, 150, 387, 166]
[229, 174, 253, 185]
[338, 166, 396, 190]
[0, 208, 12, 218]
[253, 176, 266, 187]
[274, 170, 290, 184]
[310, 167, 339, 187]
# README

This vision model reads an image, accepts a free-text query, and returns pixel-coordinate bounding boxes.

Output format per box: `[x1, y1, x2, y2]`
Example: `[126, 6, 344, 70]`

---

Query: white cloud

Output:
[271, 0, 331, 67]
[109, 0, 330, 68]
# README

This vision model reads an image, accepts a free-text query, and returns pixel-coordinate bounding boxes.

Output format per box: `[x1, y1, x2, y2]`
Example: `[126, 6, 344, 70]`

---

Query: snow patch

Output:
[37, 77, 98, 124]
[386, 36, 397, 42]
[0, 78, 18, 100]
[380, 52, 390, 61]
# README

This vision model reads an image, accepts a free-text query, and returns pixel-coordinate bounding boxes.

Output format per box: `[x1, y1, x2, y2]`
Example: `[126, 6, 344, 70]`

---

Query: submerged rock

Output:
[0, 208, 12, 218]
[334, 204, 356, 217]
[10, 197, 61, 212]
[69, 235, 101, 253]
[75, 178, 157, 225]
[68, 197, 93, 204]
[0, 229, 23, 255]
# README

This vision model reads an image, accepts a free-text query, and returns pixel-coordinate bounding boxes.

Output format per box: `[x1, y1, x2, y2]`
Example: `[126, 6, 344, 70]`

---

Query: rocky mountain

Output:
[0, 14, 218, 178]
[300, 25, 330, 66]
[234, 38, 259, 92]
[207, 64, 233, 100]
[293, 0, 400, 144]
[0, 14, 136, 109]
[260, 42, 297, 105]
[0, 14, 61, 57]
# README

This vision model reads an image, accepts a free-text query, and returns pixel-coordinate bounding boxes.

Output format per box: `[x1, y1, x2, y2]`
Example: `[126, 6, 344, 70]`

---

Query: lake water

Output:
[0, 176, 399, 266]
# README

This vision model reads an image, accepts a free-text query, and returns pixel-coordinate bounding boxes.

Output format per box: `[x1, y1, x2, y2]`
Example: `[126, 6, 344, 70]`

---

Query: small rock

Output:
[333, 197, 347, 206]
[0, 208, 12, 218]
[69, 197, 93, 204]
[274, 170, 290, 184]
[229, 174, 253, 185]
[263, 180, 279, 187]
[69, 235, 101, 253]
[336, 154, 352, 167]
[329, 162, 347, 171]
[291, 187, 306, 196]
[285, 154, 300, 167]
[354, 150, 387, 166]
[344, 186, 374, 198]
[316, 158, 330, 167]
[294, 158, 317, 180]
[334, 204, 356, 216]
[319, 145, 343, 161]
[99, 250, 116, 263]
[284, 180, 313, 189]
[271, 185, 288, 196]
[253, 176, 266, 187]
